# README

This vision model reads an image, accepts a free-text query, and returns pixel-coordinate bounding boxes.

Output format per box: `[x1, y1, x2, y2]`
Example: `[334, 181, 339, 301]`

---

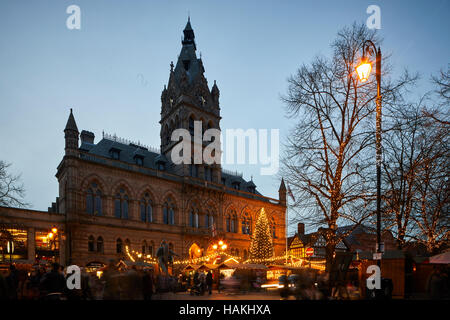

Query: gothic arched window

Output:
[114, 188, 129, 219]
[228, 209, 238, 233]
[163, 198, 175, 225]
[204, 211, 214, 229]
[97, 236, 104, 253]
[116, 238, 123, 254]
[149, 241, 154, 257]
[242, 212, 251, 235]
[189, 115, 195, 136]
[86, 182, 102, 215]
[88, 236, 95, 252]
[142, 240, 147, 254]
[271, 217, 276, 238]
[189, 208, 197, 228]
[140, 193, 153, 223]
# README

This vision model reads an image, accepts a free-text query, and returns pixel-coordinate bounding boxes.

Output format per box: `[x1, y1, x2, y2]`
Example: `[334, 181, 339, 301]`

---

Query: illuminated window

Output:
[241, 212, 252, 235]
[0, 227, 28, 261]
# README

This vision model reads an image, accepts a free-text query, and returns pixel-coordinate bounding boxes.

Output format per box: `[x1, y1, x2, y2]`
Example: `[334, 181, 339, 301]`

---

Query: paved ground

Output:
[153, 290, 286, 300]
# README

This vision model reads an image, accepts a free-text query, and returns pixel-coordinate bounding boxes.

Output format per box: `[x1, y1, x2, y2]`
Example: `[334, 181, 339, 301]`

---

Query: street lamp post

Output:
[356, 40, 382, 267]
[47, 226, 58, 263]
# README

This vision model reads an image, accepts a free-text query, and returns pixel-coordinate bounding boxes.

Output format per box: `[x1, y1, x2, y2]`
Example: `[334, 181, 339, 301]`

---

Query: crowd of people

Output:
[0, 260, 158, 300]
[1, 260, 448, 300]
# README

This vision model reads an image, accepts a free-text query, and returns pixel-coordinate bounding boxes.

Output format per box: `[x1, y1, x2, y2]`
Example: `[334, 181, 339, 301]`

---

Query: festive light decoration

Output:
[248, 208, 274, 262]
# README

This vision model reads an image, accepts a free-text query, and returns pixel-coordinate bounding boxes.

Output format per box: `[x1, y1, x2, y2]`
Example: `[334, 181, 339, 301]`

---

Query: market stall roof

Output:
[267, 265, 305, 271]
[219, 262, 267, 270]
[183, 264, 201, 271]
[429, 250, 450, 264]
[203, 264, 220, 270]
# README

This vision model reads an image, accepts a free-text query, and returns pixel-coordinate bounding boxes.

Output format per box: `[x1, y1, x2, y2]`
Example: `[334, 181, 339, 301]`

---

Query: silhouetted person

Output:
[6, 264, 19, 299]
[142, 270, 154, 300]
[206, 271, 213, 295]
[428, 266, 447, 300]
[40, 263, 66, 300]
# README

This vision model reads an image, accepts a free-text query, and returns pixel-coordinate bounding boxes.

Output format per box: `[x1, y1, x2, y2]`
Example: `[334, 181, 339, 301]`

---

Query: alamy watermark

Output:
[366, 5, 381, 30]
[170, 121, 279, 175]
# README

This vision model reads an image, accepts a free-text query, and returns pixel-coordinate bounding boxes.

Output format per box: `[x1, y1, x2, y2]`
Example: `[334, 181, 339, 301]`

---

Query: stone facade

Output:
[0, 19, 286, 267]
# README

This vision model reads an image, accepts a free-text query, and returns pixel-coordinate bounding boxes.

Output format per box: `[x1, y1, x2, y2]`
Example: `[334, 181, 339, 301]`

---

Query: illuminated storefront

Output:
[0, 226, 28, 262]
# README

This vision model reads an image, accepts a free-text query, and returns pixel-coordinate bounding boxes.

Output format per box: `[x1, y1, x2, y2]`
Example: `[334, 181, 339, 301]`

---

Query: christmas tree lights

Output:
[249, 208, 274, 262]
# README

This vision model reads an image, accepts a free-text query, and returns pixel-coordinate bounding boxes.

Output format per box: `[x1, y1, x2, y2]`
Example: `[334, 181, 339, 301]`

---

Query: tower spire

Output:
[64, 108, 79, 155]
[182, 17, 195, 49]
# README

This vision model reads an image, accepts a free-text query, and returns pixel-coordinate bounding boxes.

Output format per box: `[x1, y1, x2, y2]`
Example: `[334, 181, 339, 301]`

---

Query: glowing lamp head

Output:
[47, 232, 54, 239]
[51, 227, 58, 234]
[212, 244, 218, 250]
[218, 240, 223, 246]
[356, 59, 372, 82]
[221, 244, 227, 250]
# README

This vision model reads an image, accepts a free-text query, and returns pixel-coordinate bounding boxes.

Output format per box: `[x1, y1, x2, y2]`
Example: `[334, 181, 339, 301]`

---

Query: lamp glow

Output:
[356, 60, 372, 82]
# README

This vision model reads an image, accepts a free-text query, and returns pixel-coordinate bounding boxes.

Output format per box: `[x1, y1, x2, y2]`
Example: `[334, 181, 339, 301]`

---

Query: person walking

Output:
[101, 260, 121, 300]
[142, 269, 154, 300]
[206, 271, 213, 295]
[428, 266, 446, 300]
[6, 264, 19, 299]
[40, 263, 66, 300]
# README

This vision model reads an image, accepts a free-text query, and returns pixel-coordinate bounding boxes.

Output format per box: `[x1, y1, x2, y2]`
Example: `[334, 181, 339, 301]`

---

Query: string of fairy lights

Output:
[125, 245, 325, 270]
[123, 208, 326, 270]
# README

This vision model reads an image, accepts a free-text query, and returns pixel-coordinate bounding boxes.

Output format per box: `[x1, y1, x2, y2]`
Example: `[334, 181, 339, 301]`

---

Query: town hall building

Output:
[0, 19, 287, 267]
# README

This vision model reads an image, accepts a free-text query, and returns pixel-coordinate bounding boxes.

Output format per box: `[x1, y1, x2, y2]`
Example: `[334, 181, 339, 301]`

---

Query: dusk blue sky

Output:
[0, 0, 448, 235]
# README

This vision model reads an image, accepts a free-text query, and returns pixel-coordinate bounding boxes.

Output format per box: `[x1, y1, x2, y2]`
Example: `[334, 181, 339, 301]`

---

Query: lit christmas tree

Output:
[249, 208, 274, 261]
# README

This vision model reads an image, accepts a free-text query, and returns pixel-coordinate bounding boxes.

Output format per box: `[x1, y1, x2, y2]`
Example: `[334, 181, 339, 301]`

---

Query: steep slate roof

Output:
[336, 224, 377, 247]
[79, 137, 262, 196]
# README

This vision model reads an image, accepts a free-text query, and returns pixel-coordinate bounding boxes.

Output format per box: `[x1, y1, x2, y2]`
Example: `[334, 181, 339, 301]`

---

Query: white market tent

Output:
[429, 250, 450, 264]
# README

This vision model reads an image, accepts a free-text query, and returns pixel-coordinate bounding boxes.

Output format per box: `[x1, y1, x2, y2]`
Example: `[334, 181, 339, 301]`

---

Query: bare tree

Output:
[411, 116, 449, 254]
[280, 23, 416, 269]
[423, 66, 450, 126]
[0, 160, 28, 208]
[382, 101, 426, 249]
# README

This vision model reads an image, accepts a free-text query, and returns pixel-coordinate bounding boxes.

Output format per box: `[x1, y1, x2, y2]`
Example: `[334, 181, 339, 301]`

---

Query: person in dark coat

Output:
[6, 264, 19, 299]
[40, 263, 66, 300]
[428, 265, 447, 300]
[206, 271, 213, 295]
[142, 270, 154, 300]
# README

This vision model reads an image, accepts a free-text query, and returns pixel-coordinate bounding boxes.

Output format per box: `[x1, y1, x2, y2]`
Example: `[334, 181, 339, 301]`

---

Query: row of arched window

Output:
[225, 210, 277, 238]
[86, 183, 277, 237]
[85, 184, 175, 225]
[88, 236, 104, 253]
[189, 208, 214, 229]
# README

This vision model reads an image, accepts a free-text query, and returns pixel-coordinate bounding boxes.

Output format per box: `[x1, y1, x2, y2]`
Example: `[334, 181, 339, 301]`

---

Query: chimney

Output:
[80, 130, 95, 144]
[297, 223, 305, 235]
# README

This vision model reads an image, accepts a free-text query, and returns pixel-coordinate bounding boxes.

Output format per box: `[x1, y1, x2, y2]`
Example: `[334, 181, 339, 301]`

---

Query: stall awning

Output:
[219, 262, 267, 270]
[429, 250, 450, 264]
